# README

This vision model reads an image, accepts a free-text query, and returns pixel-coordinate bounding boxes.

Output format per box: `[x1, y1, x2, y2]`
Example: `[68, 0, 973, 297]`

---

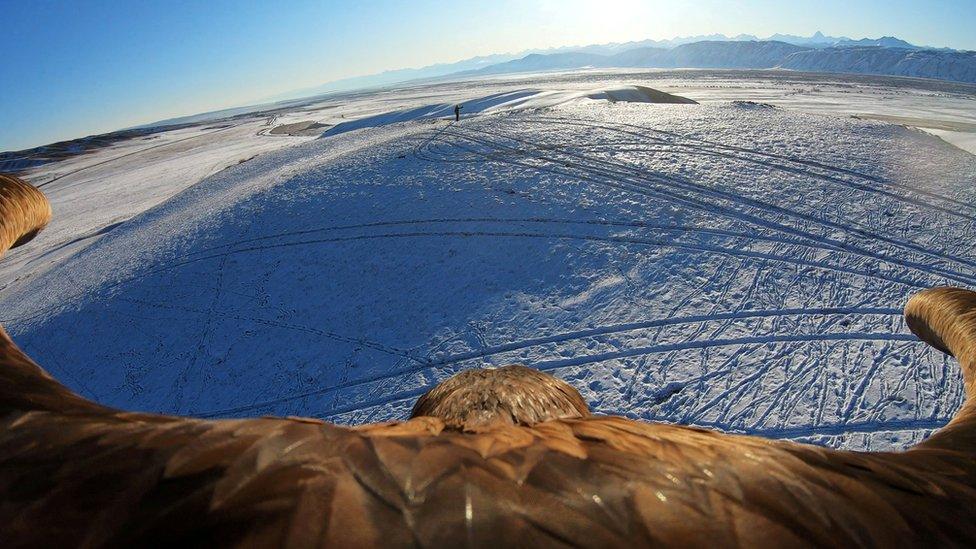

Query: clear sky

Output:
[2, 0, 974, 151]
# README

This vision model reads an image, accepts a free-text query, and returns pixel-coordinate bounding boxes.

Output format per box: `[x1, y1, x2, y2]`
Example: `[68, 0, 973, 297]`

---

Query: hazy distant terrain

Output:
[460, 41, 976, 84]
[270, 32, 973, 101]
[2, 70, 975, 452]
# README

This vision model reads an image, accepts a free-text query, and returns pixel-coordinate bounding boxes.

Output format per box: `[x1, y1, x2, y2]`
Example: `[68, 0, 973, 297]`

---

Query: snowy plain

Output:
[3, 69, 976, 451]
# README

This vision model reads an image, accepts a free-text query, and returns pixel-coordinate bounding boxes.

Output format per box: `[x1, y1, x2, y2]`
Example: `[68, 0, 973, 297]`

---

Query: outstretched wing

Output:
[5, 409, 976, 547]
[3, 173, 976, 546]
[0, 175, 107, 417]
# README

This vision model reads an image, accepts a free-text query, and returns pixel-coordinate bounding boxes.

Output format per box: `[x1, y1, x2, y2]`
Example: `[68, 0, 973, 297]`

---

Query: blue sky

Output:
[2, 0, 974, 151]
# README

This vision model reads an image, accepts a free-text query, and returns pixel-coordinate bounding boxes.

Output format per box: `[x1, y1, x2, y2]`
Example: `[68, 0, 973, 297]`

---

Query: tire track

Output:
[171, 217, 815, 260]
[427, 131, 976, 285]
[151, 230, 930, 288]
[531, 332, 918, 373]
[458, 123, 976, 267]
[11, 216, 865, 327]
[427, 306, 902, 366]
[528, 114, 976, 215]
[310, 332, 918, 421]
[424, 125, 976, 285]
[117, 296, 424, 363]
[571, 141, 976, 223]
[194, 318, 912, 419]
[36, 123, 244, 189]
[690, 417, 949, 440]
[424, 129, 976, 224]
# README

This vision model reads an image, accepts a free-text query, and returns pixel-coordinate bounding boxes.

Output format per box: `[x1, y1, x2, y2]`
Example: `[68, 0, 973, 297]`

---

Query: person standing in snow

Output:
[454, 104, 462, 122]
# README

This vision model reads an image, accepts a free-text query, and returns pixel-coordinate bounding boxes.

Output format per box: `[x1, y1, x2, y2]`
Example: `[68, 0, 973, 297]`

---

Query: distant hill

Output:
[465, 42, 808, 76]
[779, 46, 976, 82]
[279, 32, 959, 99]
[765, 32, 921, 50]
[837, 36, 918, 49]
[272, 53, 523, 101]
[473, 52, 609, 75]
[606, 41, 806, 69]
[457, 40, 976, 84]
[767, 31, 846, 47]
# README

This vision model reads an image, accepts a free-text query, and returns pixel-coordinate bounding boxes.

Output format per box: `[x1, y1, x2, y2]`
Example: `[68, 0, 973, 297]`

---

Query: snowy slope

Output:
[323, 86, 695, 136]
[780, 47, 976, 83]
[3, 85, 974, 453]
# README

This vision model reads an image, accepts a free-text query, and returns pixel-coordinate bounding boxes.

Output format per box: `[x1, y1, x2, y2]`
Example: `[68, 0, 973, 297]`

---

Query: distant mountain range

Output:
[280, 32, 971, 100]
[457, 40, 976, 84]
[765, 31, 921, 50]
[531, 31, 931, 55]
[472, 41, 807, 76]
[272, 53, 520, 100]
[779, 47, 976, 82]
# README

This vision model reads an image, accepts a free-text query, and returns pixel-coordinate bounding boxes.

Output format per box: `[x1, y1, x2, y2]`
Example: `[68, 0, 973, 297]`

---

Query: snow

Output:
[324, 86, 694, 137]
[778, 47, 976, 84]
[0, 120, 315, 293]
[3, 70, 975, 452]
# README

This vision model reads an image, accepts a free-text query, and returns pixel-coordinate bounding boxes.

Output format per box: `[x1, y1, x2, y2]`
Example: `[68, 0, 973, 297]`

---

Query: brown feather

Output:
[410, 364, 590, 430]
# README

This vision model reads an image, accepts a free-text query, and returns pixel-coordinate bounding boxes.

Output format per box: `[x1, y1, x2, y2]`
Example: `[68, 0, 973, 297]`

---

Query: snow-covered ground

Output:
[3, 70, 975, 451]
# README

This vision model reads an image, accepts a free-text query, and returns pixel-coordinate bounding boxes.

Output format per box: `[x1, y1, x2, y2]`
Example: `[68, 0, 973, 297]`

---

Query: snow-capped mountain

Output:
[629, 40, 806, 69]
[470, 42, 807, 75]
[461, 40, 975, 84]
[270, 53, 525, 100]
[282, 33, 954, 99]
[472, 52, 610, 75]
[780, 47, 976, 82]
[762, 32, 920, 49]
[837, 36, 919, 49]
[767, 31, 847, 47]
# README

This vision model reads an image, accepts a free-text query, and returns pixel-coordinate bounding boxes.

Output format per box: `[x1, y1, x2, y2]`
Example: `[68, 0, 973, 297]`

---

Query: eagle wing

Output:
[2, 174, 976, 547]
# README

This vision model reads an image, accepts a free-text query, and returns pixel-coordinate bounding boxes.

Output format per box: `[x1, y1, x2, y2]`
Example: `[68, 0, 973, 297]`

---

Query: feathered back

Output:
[410, 364, 590, 430]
